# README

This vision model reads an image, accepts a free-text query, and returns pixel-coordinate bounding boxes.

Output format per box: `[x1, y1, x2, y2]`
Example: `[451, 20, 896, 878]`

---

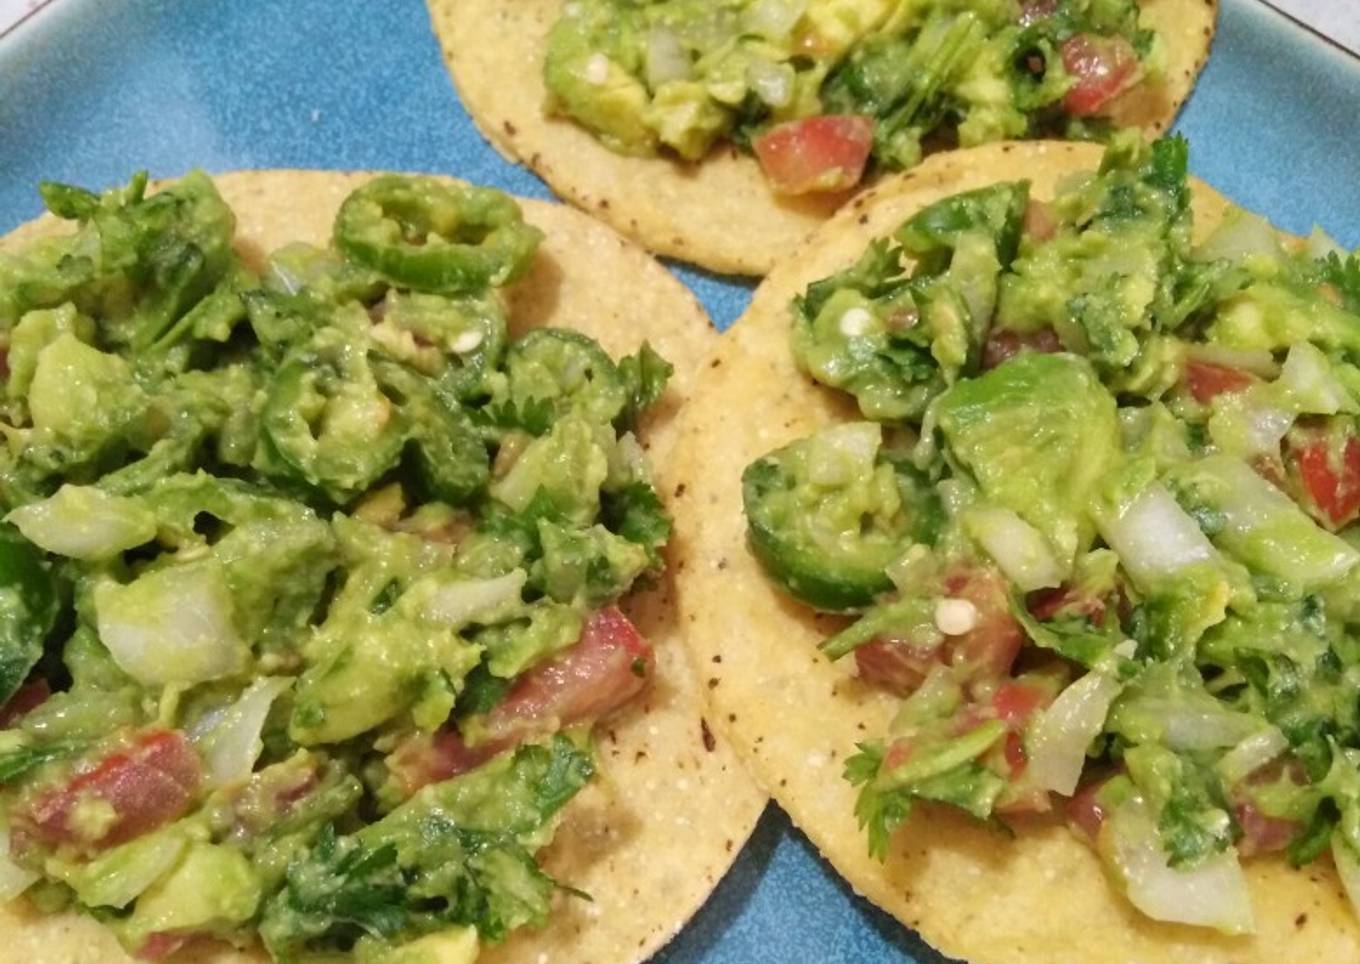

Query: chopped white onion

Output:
[1277, 342, 1355, 415]
[1216, 726, 1289, 785]
[1161, 704, 1265, 752]
[421, 569, 527, 628]
[963, 506, 1063, 591]
[7, 485, 156, 561]
[645, 28, 690, 89]
[0, 825, 37, 902]
[1209, 400, 1293, 458]
[193, 677, 294, 788]
[742, 0, 807, 40]
[1306, 227, 1347, 260]
[1185, 343, 1279, 378]
[1027, 671, 1122, 795]
[1095, 484, 1215, 591]
[747, 58, 794, 108]
[1105, 796, 1255, 934]
[94, 561, 247, 686]
[806, 422, 880, 486]
[1195, 207, 1281, 262]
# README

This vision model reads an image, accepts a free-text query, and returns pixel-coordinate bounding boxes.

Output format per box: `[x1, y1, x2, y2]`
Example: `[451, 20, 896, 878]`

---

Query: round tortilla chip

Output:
[669, 140, 1360, 963]
[433, 0, 1217, 277]
[0, 171, 766, 964]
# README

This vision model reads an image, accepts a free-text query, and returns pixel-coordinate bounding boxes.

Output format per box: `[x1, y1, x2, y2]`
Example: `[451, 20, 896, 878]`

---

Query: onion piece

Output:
[94, 560, 248, 686]
[645, 27, 690, 89]
[1277, 342, 1356, 415]
[747, 58, 794, 108]
[1185, 343, 1279, 379]
[193, 677, 294, 788]
[0, 824, 37, 902]
[1095, 483, 1215, 591]
[1194, 207, 1281, 262]
[1216, 726, 1288, 785]
[418, 569, 527, 628]
[1027, 670, 1122, 795]
[1103, 795, 1255, 934]
[806, 422, 880, 486]
[963, 506, 1064, 591]
[7, 485, 156, 561]
[743, 0, 807, 40]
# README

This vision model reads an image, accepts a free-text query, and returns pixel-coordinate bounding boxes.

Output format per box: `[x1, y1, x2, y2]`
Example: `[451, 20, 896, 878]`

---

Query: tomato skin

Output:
[1059, 33, 1140, 116]
[1287, 429, 1360, 529]
[853, 637, 942, 696]
[1026, 583, 1106, 623]
[943, 569, 1025, 683]
[981, 328, 1060, 371]
[137, 933, 189, 961]
[1233, 802, 1297, 857]
[753, 116, 875, 195]
[389, 606, 653, 795]
[1065, 775, 1112, 841]
[14, 730, 201, 854]
[1183, 361, 1255, 404]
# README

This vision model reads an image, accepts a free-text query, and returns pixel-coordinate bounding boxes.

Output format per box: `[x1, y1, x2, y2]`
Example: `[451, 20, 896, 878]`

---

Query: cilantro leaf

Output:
[617, 342, 673, 426]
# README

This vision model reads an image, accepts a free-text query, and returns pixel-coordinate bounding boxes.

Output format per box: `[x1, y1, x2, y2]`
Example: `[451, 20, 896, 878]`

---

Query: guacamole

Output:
[0, 172, 675, 961]
[742, 134, 1360, 933]
[545, 0, 1159, 192]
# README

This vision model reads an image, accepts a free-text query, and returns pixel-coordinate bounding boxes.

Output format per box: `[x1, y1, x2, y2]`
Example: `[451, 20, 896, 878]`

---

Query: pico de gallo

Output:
[545, 0, 1162, 194]
[742, 133, 1360, 933]
[0, 171, 675, 961]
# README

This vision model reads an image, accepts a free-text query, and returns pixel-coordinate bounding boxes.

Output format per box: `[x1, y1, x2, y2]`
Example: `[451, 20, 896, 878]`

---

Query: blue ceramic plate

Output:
[1, 2, 1358, 961]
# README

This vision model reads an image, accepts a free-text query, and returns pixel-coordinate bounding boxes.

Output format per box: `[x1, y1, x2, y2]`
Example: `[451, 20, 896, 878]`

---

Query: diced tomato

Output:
[942, 568, 1025, 683]
[1234, 801, 1298, 857]
[883, 737, 914, 772]
[1026, 584, 1106, 623]
[1022, 199, 1058, 242]
[853, 637, 942, 696]
[753, 115, 875, 195]
[137, 933, 189, 961]
[981, 328, 1061, 370]
[1002, 730, 1027, 775]
[389, 606, 653, 796]
[1059, 33, 1141, 117]
[1065, 775, 1113, 842]
[1018, 0, 1058, 26]
[0, 679, 50, 728]
[1287, 428, 1360, 529]
[1182, 360, 1255, 404]
[12, 730, 201, 854]
[990, 681, 1049, 728]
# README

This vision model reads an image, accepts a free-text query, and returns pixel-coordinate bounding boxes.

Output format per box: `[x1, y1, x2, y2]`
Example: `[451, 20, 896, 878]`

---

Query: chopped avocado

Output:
[0, 171, 671, 960]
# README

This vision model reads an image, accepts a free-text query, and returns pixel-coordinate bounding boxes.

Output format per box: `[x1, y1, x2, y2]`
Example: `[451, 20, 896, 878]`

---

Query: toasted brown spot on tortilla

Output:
[669, 139, 1360, 962]
[0, 168, 766, 964]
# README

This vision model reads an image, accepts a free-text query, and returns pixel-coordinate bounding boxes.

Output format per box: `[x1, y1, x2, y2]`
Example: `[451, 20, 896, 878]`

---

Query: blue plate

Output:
[1, 2, 1357, 961]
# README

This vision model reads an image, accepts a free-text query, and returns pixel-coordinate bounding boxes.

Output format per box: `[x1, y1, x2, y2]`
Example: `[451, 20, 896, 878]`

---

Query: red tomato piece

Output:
[1065, 775, 1113, 842]
[753, 116, 875, 195]
[388, 606, 653, 796]
[1233, 801, 1298, 857]
[137, 933, 189, 961]
[0, 679, 50, 729]
[1018, 0, 1058, 26]
[1022, 198, 1058, 242]
[1026, 583, 1106, 623]
[1002, 730, 1028, 776]
[1059, 33, 1140, 116]
[942, 568, 1025, 683]
[13, 730, 201, 854]
[1182, 361, 1255, 404]
[1288, 431, 1360, 529]
[990, 681, 1049, 728]
[853, 637, 943, 696]
[981, 328, 1061, 370]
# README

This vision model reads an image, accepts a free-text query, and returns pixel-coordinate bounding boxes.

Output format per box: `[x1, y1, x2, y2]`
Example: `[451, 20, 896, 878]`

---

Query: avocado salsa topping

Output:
[0, 171, 676, 961]
[545, 0, 1158, 194]
[741, 134, 1360, 933]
